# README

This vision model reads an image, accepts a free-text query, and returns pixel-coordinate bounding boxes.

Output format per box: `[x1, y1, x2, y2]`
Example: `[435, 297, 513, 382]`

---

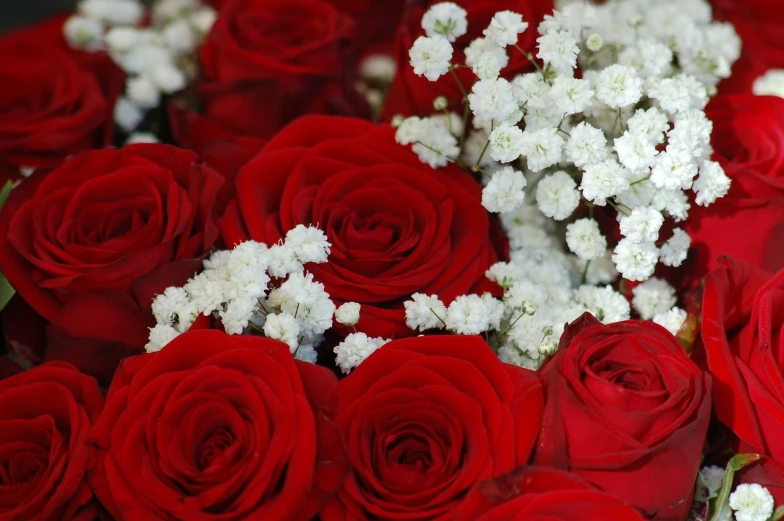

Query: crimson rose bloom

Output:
[319, 335, 543, 521]
[0, 145, 224, 383]
[533, 313, 711, 521]
[178, 0, 368, 150]
[702, 256, 784, 502]
[453, 466, 646, 521]
[381, 0, 552, 119]
[88, 330, 347, 520]
[0, 362, 103, 520]
[684, 95, 784, 282]
[219, 115, 502, 338]
[0, 16, 123, 169]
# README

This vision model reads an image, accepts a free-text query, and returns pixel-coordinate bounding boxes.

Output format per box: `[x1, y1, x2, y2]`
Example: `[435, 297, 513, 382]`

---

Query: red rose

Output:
[701, 256, 784, 500]
[381, 0, 552, 119]
[179, 0, 369, 152]
[0, 362, 104, 520]
[713, 0, 784, 94]
[453, 466, 647, 521]
[684, 95, 784, 282]
[88, 329, 347, 520]
[0, 145, 224, 382]
[219, 115, 502, 338]
[319, 335, 543, 521]
[533, 313, 711, 521]
[0, 16, 123, 169]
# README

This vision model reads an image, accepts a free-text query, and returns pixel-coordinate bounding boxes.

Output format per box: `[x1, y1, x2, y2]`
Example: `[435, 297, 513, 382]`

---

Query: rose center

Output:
[0, 453, 47, 486]
[594, 361, 652, 391]
[196, 426, 239, 473]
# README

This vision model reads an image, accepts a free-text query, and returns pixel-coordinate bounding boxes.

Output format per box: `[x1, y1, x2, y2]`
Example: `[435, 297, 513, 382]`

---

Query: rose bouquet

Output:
[0, 0, 783, 520]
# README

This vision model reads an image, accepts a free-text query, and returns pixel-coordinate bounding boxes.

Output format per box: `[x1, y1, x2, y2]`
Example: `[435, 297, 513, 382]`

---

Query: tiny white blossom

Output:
[64, 16, 104, 51]
[150, 64, 186, 94]
[162, 19, 196, 55]
[105, 26, 139, 53]
[152, 286, 191, 326]
[693, 159, 731, 206]
[504, 280, 546, 313]
[473, 52, 506, 80]
[632, 277, 677, 320]
[511, 73, 548, 107]
[596, 65, 643, 108]
[660, 228, 691, 267]
[190, 8, 217, 35]
[267, 243, 302, 278]
[669, 109, 713, 160]
[549, 76, 594, 115]
[535, 171, 580, 221]
[126, 132, 159, 145]
[653, 189, 690, 221]
[753, 69, 784, 98]
[519, 128, 564, 172]
[575, 285, 630, 323]
[580, 159, 630, 206]
[537, 30, 580, 73]
[653, 307, 688, 336]
[334, 333, 389, 374]
[114, 97, 144, 132]
[699, 466, 726, 500]
[220, 296, 258, 335]
[650, 150, 698, 191]
[627, 107, 669, 145]
[80, 0, 143, 25]
[482, 293, 505, 330]
[421, 2, 468, 42]
[638, 39, 673, 78]
[482, 166, 527, 213]
[146, 324, 180, 353]
[410, 36, 453, 81]
[335, 302, 361, 326]
[614, 131, 658, 173]
[489, 126, 525, 163]
[565, 122, 608, 168]
[263, 313, 301, 352]
[464, 38, 509, 69]
[619, 206, 664, 244]
[468, 78, 518, 123]
[126, 76, 161, 110]
[185, 272, 228, 316]
[285, 225, 331, 264]
[484, 10, 528, 47]
[446, 294, 492, 334]
[405, 293, 448, 331]
[566, 218, 607, 261]
[412, 117, 460, 168]
[586, 33, 603, 52]
[648, 77, 691, 114]
[612, 239, 659, 281]
[579, 250, 618, 285]
[729, 484, 775, 521]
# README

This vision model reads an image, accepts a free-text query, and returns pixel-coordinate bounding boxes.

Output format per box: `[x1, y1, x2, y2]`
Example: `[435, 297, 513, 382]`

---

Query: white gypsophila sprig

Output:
[482, 166, 527, 213]
[566, 218, 607, 261]
[404, 293, 448, 331]
[421, 2, 468, 42]
[536, 170, 580, 220]
[484, 10, 528, 47]
[729, 484, 775, 521]
[335, 302, 361, 327]
[334, 333, 389, 374]
[410, 35, 453, 81]
[632, 277, 677, 320]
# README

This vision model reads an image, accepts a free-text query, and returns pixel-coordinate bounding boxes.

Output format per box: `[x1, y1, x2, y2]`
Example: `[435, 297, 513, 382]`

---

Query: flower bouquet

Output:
[0, 0, 783, 520]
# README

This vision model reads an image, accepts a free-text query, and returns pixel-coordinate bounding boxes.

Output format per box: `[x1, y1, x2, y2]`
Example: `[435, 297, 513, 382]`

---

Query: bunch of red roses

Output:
[1, 0, 784, 519]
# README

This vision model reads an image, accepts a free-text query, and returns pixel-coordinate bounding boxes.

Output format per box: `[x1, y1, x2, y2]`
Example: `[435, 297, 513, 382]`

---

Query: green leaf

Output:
[0, 273, 14, 313]
[707, 453, 762, 521]
[0, 180, 12, 211]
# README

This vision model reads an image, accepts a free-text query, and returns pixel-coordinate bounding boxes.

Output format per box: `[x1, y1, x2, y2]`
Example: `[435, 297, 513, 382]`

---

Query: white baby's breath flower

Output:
[64, 16, 104, 51]
[405, 293, 448, 331]
[335, 302, 361, 326]
[565, 122, 608, 168]
[464, 37, 508, 69]
[596, 64, 643, 108]
[410, 35, 453, 81]
[511, 73, 549, 107]
[693, 159, 731, 206]
[753, 69, 784, 98]
[421, 2, 468, 42]
[489, 126, 524, 163]
[650, 150, 698, 191]
[566, 218, 607, 261]
[632, 277, 677, 320]
[146, 324, 180, 353]
[482, 166, 527, 213]
[660, 228, 691, 267]
[619, 206, 664, 244]
[536, 171, 580, 220]
[648, 77, 692, 114]
[334, 333, 389, 374]
[612, 239, 658, 281]
[285, 225, 331, 264]
[220, 296, 258, 335]
[263, 313, 301, 351]
[729, 484, 775, 521]
[484, 10, 528, 47]
[445, 294, 491, 334]
[580, 159, 630, 206]
[126, 76, 161, 109]
[549, 76, 594, 115]
[468, 78, 518, 123]
[473, 52, 506, 80]
[537, 30, 580, 73]
[627, 107, 669, 145]
[614, 131, 658, 173]
[519, 128, 564, 172]
[653, 307, 688, 336]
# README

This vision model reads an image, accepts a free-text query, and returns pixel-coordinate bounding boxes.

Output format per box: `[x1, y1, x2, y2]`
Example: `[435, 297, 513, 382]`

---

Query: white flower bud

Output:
[335, 302, 361, 326]
[114, 96, 145, 132]
[149, 64, 186, 93]
[105, 26, 139, 53]
[729, 484, 775, 521]
[63, 16, 104, 51]
[433, 95, 448, 111]
[586, 33, 603, 52]
[126, 76, 161, 109]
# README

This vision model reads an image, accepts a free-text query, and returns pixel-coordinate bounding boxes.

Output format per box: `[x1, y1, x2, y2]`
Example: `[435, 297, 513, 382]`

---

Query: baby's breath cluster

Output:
[396, 0, 738, 284]
[64, 0, 217, 134]
[147, 225, 377, 368]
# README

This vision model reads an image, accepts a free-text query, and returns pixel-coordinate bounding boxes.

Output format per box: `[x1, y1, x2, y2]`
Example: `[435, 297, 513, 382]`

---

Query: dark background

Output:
[0, 0, 76, 34]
